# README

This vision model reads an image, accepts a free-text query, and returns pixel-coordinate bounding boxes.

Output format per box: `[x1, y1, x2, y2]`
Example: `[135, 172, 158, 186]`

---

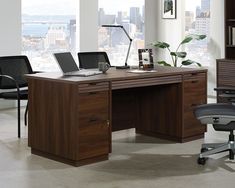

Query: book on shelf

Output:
[228, 26, 235, 45]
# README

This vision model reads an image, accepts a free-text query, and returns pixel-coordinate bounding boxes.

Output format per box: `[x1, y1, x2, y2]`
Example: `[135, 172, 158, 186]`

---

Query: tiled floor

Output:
[0, 107, 235, 188]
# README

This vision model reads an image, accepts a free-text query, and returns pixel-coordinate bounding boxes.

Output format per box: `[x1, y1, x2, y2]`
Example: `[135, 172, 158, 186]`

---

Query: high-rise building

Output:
[195, 13, 210, 41]
[69, 19, 76, 52]
[44, 25, 67, 49]
[185, 11, 194, 31]
[98, 8, 116, 25]
[196, 6, 201, 17]
[130, 7, 141, 30]
[201, 0, 210, 13]
[116, 11, 123, 24]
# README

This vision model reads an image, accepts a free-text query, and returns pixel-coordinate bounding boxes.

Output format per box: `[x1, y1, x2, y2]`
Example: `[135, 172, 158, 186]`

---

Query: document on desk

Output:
[127, 69, 157, 74]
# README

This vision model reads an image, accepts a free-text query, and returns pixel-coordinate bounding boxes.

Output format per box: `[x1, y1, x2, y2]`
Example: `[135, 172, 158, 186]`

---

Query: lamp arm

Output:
[125, 39, 132, 66]
[120, 26, 132, 41]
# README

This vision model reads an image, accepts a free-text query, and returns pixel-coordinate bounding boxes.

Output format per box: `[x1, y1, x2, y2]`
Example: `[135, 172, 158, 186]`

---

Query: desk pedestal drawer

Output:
[78, 122, 110, 160]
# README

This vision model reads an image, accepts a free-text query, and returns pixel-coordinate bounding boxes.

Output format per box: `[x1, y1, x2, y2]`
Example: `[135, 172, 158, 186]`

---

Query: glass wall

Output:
[185, 0, 212, 67]
[22, 0, 76, 71]
[185, 0, 216, 97]
[98, 0, 145, 66]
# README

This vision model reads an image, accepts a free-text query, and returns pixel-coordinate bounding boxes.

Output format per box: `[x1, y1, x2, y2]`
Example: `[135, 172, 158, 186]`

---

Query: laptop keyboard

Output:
[65, 70, 103, 76]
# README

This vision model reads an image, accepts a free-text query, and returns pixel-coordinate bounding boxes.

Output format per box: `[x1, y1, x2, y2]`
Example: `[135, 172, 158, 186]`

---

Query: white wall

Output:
[77, 0, 98, 51]
[210, 0, 225, 59]
[0, 0, 21, 56]
[145, 0, 185, 64]
[0, 0, 21, 109]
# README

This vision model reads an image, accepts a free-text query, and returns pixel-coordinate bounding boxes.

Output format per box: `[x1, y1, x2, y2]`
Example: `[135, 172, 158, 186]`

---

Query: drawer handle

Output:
[107, 120, 110, 127]
[89, 92, 97, 95]
[191, 80, 199, 83]
[89, 118, 98, 122]
[89, 83, 97, 86]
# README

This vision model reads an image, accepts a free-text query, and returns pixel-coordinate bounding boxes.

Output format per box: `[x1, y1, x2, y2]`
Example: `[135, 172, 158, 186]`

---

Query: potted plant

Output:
[152, 34, 206, 67]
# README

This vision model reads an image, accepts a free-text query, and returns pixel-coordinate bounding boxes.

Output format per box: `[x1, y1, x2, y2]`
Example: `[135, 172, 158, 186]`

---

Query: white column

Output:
[145, 0, 185, 62]
[0, 0, 21, 56]
[77, 0, 98, 52]
[0, 0, 21, 109]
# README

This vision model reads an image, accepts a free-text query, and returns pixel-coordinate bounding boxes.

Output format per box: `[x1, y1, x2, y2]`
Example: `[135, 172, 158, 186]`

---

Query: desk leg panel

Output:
[28, 79, 79, 160]
[136, 84, 182, 139]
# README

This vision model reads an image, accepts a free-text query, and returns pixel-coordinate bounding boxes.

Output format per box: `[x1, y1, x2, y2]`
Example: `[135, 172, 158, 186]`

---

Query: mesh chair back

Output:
[78, 52, 111, 69]
[0, 56, 33, 89]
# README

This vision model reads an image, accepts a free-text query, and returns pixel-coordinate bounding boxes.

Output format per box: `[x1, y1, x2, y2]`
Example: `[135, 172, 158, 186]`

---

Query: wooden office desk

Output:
[26, 66, 207, 166]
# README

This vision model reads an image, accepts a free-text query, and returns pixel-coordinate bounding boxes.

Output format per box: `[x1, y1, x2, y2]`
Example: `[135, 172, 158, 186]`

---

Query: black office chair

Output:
[0, 55, 34, 138]
[194, 87, 235, 165]
[77, 51, 111, 69]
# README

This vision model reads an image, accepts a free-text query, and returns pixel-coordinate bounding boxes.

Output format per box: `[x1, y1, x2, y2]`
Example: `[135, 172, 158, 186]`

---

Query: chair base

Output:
[198, 131, 235, 165]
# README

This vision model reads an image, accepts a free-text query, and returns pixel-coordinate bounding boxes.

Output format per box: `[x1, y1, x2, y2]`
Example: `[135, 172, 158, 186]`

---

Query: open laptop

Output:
[54, 52, 102, 76]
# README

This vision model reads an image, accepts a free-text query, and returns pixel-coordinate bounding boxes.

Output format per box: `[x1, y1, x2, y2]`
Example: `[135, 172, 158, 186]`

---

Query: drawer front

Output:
[184, 78, 207, 110]
[78, 91, 109, 127]
[78, 82, 109, 93]
[183, 73, 207, 137]
[78, 90, 110, 159]
[183, 72, 206, 81]
[78, 121, 110, 160]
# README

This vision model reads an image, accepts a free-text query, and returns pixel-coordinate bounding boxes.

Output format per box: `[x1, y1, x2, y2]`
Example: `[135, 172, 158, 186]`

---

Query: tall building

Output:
[130, 7, 141, 31]
[185, 11, 194, 31]
[69, 19, 76, 52]
[98, 8, 116, 25]
[116, 11, 123, 24]
[201, 0, 210, 13]
[196, 6, 201, 17]
[44, 25, 67, 49]
[195, 13, 210, 40]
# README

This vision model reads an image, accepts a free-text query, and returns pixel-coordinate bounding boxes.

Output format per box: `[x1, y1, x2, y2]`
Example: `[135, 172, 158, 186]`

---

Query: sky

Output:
[22, 0, 144, 15]
[22, 0, 77, 15]
[185, 0, 201, 12]
[22, 0, 201, 15]
[99, 0, 144, 14]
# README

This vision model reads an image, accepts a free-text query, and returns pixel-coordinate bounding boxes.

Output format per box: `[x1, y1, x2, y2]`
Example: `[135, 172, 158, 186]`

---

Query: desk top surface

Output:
[26, 66, 207, 84]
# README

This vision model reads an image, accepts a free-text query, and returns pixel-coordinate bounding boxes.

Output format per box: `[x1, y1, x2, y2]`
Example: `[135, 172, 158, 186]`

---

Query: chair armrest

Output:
[214, 86, 235, 93]
[0, 75, 20, 98]
[215, 87, 235, 102]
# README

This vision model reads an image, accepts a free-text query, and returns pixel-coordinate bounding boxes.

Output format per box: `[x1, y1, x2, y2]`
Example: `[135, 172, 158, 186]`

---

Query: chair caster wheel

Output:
[197, 157, 207, 165]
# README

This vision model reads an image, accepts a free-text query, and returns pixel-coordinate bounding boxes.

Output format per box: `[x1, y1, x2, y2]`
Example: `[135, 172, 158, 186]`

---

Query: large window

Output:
[185, 0, 211, 67]
[22, 0, 76, 71]
[98, 0, 145, 66]
[185, 0, 216, 97]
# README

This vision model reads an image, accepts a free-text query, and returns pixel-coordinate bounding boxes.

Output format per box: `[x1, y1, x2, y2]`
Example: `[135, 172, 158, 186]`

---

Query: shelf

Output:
[225, 0, 235, 59]
[226, 45, 235, 47]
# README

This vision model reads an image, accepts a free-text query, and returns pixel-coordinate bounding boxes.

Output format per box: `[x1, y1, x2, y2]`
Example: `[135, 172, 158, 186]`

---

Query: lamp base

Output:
[115, 65, 130, 69]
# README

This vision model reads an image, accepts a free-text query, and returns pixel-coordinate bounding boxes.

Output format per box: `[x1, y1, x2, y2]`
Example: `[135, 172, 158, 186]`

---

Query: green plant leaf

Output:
[180, 36, 193, 45]
[153, 42, 170, 49]
[157, 61, 172, 67]
[194, 34, 206, 40]
[181, 59, 202, 67]
[170, 52, 187, 58]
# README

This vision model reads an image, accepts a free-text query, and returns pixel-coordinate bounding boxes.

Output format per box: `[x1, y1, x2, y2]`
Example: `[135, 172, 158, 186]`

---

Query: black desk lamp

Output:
[102, 24, 132, 69]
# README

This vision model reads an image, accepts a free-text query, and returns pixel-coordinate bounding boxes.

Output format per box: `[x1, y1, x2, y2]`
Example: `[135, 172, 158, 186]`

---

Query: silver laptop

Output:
[54, 52, 102, 76]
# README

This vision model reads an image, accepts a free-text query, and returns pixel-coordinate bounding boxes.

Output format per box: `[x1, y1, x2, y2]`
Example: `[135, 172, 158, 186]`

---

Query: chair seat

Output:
[0, 89, 28, 100]
[194, 103, 235, 125]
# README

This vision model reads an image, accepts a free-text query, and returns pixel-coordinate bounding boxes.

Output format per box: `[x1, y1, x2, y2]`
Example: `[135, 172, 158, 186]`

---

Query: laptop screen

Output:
[54, 52, 79, 73]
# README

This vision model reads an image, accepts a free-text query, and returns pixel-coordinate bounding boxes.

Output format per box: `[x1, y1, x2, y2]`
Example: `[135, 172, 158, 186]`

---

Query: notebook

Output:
[54, 52, 102, 76]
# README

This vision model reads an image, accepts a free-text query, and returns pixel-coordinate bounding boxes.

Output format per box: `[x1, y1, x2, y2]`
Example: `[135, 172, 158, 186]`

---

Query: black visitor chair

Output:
[77, 51, 111, 69]
[0, 55, 35, 138]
